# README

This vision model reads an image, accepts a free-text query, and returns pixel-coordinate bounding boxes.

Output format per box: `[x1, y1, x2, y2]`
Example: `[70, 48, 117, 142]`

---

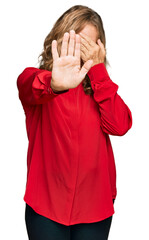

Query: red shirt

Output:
[17, 63, 132, 226]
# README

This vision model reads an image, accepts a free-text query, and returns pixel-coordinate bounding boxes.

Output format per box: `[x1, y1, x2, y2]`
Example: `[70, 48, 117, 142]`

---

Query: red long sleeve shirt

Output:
[17, 63, 132, 226]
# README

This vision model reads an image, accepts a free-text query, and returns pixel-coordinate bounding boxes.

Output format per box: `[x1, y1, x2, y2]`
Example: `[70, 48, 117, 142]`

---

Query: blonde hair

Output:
[37, 4, 110, 95]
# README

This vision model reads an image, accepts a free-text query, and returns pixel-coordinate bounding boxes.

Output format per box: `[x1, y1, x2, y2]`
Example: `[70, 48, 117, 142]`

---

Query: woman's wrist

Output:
[51, 79, 61, 92]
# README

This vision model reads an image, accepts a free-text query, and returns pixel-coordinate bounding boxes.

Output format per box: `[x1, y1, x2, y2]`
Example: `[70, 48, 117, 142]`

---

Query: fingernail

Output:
[70, 29, 75, 33]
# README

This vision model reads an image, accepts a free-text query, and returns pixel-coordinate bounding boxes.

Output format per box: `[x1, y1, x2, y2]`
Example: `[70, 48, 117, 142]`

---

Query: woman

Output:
[17, 4, 133, 240]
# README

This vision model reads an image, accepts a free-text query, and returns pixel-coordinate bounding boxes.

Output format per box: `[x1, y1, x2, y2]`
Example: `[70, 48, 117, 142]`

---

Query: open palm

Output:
[51, 30, 93, 91]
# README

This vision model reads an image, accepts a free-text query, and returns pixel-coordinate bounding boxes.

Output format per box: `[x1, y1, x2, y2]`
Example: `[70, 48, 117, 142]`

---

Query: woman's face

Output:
[78, 24, 98, 43]
[78, 24, 99, 66]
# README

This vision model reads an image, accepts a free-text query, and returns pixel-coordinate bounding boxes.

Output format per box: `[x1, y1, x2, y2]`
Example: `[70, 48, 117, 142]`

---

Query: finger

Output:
[51, 40, 59, 60]
[79, 59, 93, 78]
[68, 30, 75, 56]
[97, 39, 102, 45]
[80, 49, 87, 62]
[60, 32, 69, 57]
[79, 32, 95, 47]
[80, 37, 89, 50]
[97, 38, 104, 46]
[97, 39, 103, 48]
[97, 39, 106, 51]
[80, 43, 88, 53]
[74, 34, 81, 60]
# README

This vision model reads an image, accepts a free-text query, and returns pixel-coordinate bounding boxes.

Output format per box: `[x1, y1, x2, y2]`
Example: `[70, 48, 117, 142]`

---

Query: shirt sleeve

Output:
[17, 67, 69, 105]
[87, 63, 133, 136]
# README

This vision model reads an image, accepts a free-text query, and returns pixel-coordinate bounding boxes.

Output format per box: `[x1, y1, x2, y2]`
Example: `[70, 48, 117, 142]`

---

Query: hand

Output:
[51, 30, 93, 92]
[78, 32, 106, 67]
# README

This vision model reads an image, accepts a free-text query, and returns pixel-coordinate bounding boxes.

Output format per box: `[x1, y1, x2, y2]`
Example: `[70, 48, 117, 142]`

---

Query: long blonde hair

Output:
[37, 4, 110, 95]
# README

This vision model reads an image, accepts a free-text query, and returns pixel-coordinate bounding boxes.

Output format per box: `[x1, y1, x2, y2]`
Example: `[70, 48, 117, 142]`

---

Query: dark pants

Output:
[25, 199, 115, 240]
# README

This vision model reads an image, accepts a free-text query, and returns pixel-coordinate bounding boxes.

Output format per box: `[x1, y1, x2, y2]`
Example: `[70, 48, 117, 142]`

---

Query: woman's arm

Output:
[87, 63, 133, 136]
[16, 67, 69, 105]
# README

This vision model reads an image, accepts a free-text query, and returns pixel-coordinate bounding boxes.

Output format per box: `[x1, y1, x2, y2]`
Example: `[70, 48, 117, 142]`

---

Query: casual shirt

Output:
[17, 62, 132, 226]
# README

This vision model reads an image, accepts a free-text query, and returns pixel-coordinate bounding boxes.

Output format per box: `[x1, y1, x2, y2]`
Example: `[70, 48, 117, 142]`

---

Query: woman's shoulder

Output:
[17, 67, 50, 84]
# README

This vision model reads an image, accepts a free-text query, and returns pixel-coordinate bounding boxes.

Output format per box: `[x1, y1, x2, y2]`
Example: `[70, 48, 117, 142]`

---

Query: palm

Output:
[52, 55, 82, 89]
[51, 30, 93, 91]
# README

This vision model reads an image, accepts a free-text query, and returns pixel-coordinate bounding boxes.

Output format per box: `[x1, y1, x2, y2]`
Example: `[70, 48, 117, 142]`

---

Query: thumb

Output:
[79, 59, 93, 78]
[97, 38, 102, 46]
[97, 39, 105, 51]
